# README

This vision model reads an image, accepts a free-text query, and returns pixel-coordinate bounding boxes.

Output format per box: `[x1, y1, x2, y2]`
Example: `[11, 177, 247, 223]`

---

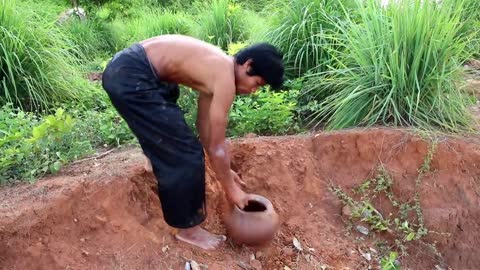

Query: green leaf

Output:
[50, 161, 62, 173]
[406, 232, 415, 241]
[32, 126, 43, 139]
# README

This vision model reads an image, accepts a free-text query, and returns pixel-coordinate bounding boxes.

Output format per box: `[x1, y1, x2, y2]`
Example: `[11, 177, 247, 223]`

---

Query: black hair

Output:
[234, 43, 285, 90]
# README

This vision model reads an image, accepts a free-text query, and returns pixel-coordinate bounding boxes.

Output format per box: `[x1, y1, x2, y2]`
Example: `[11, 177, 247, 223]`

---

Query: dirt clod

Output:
[249, 258, 262, 270]
[281, 247, 295, 256]
[341, 205, 352, 216]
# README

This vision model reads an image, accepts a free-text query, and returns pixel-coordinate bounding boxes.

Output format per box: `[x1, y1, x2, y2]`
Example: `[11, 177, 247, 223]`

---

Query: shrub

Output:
[228, 88, 300, 137]
[0, 100, 135, 184]
[456, 0, 480, 58]
[191, 0, 248, 50]
[171, 82, 301, 138]
[108, 8, 192, 51]
[237, 0, 270, 12]
[262, 0, 355, 78]
[0, 0, 97, 110]
[0, 106, 88, 183]
[61, 17, 115, 61]
[177, 87, 199, 132]
[305, 0, 476, 132]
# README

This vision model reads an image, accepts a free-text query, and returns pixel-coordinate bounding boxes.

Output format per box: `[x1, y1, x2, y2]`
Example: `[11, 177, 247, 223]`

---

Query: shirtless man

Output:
[101, 35, 284, 250]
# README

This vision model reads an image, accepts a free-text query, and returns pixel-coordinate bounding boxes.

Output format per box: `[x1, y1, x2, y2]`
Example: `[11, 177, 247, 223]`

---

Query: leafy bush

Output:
[68, 100, 135, 147]
[0, 98, 135, 184]
[228, 88, 300, 137]
[177, 87, 199, 132]
[84, 0, 139, 21]
[306, 0, 476, 132]
[0, 106, 86, 183]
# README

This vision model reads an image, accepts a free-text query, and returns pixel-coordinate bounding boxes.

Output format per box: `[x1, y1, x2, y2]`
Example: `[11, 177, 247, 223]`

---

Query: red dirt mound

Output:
[0, 128, 479, 270]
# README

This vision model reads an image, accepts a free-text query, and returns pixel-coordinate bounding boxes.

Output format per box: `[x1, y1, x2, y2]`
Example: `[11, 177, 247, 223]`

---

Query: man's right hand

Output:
[225, 180, 251, 209]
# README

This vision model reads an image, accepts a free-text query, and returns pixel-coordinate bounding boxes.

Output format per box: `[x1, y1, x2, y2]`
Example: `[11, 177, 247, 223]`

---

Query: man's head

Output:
[233, 43, 284, 95]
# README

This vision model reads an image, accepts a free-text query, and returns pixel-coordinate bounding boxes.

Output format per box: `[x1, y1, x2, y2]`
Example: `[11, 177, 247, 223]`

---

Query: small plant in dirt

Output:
[330, 141, 444, 267]
[380, 251, 400, 270]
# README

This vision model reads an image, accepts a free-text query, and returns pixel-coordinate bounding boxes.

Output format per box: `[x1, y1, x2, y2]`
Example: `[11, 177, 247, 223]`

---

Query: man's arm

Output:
[206, 82, 248, 207]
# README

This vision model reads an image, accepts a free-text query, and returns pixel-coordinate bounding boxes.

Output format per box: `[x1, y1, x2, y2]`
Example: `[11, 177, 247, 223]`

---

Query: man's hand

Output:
[225, 180, 252, 209]
[231, 169, 246, 187]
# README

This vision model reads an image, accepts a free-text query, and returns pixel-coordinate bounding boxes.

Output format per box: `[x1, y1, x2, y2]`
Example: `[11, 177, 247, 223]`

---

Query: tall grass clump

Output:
[0, 0, 95, 110]
[306, 0, 475, 132]
[455, 0, 480, 58]
[108, 8, 192, 51]
[192, 0, 247, 50]
[241, 9, 269, 43]
[238, 0, 271, 12]
[153, 0, 193, 10]
[61, 17, 116, 61]
[263, 0, 355, 77]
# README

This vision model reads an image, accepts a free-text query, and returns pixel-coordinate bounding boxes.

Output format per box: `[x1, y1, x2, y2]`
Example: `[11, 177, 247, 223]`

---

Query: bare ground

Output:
[1, 128, 480, 270]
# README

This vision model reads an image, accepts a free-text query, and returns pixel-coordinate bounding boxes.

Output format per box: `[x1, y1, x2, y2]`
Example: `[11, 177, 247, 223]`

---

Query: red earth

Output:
[1, 128, 479, 270]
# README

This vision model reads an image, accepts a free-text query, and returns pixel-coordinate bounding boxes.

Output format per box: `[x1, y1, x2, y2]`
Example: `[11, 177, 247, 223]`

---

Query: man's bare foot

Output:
[175, 226, 227, 250]
[144, 155, 153, 173]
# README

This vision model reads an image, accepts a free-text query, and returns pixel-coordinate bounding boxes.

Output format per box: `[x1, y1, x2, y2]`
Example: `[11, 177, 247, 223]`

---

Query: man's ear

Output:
[245, 59, 254, 74]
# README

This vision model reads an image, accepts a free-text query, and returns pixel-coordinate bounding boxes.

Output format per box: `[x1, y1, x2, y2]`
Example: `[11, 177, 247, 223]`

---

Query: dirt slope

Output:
[0, 128, 479, 270]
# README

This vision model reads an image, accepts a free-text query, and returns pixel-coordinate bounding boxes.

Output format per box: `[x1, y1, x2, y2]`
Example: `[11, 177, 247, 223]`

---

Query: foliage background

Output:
[0, 0, 478, 184]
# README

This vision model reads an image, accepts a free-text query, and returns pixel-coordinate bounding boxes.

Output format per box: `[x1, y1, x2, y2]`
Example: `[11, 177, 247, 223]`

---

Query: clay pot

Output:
[223, 194, 280, 246]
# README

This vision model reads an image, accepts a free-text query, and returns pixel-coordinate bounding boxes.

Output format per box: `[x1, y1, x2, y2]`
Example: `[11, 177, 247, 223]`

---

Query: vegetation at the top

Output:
[0, 0, 478, 184]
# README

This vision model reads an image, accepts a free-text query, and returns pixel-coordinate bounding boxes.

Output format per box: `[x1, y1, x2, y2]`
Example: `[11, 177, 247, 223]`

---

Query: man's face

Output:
[235, 59, 266, 95]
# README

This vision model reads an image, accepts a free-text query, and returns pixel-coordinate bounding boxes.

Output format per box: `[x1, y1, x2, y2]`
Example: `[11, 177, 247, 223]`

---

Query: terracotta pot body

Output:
[223, 194, 280, 246]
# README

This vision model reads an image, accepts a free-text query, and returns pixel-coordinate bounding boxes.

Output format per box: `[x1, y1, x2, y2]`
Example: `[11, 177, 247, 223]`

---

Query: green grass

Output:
[108, 8, 193, 51]
[457, 0, 480, 58]
[191, 0, 248, 50]
[305, 0, 476, 133]
[0, 0, 97, 111]
[262, 0, 355, 78]
[61, 17, 116, 61]
[242, 9, 269, 43]
[0, 100, 135, 184]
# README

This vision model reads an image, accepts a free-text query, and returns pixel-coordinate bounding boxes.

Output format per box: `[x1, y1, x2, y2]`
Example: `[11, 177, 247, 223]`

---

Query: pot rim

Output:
[233, 194, 275, 215]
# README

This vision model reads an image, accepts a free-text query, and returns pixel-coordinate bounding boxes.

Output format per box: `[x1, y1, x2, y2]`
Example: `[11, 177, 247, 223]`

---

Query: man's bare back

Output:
[140, 35, 234, 96]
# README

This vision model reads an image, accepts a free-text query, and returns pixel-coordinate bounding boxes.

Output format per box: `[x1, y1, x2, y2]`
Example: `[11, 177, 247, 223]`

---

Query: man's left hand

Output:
[231, 169, 246, 187]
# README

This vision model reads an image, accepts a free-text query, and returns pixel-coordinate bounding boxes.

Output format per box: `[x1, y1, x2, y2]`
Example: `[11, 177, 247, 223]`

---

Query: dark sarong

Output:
[102, 43, 206, 228]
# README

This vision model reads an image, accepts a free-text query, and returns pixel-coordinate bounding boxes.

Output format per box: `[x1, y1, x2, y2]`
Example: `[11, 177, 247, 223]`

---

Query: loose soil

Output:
[1, 128, 480, 270]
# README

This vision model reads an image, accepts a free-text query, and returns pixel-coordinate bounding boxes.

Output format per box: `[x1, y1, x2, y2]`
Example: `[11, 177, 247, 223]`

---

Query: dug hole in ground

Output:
[0, 128, 479, 270]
